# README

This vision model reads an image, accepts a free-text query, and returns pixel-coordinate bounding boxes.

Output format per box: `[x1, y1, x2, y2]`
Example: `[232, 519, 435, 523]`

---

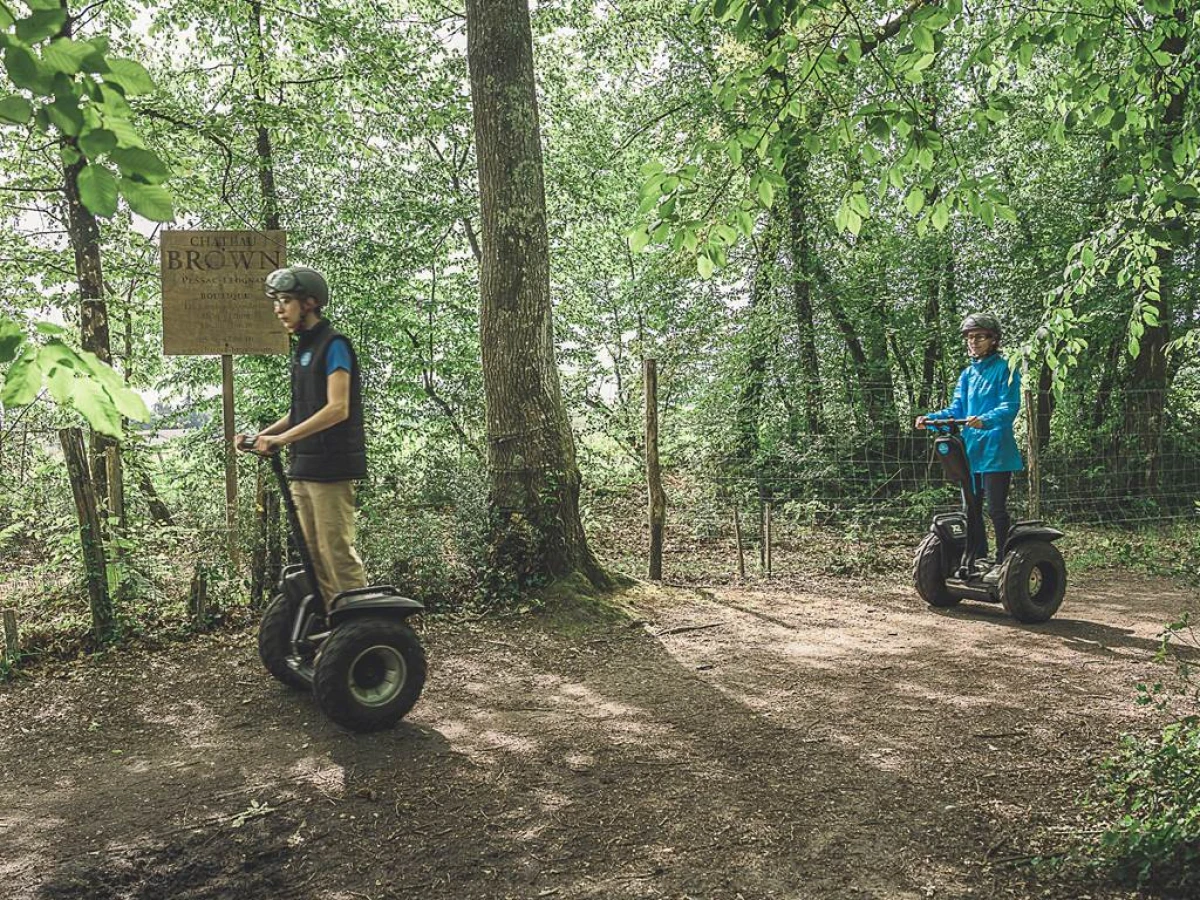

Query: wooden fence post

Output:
[189, 564, 209, 629]
[2, 609, 17, 662]
[59, 427, 112, 640]
[732, 505, 746, 580]
[1024, 387, 1041, 519]
[644, 358, 666, 581]
[764, 500, 773, 578]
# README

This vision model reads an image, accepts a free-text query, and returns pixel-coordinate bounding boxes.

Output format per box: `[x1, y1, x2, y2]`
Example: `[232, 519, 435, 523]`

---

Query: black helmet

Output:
[960, 312, 1001, 340]
[265, 265, 329, 308]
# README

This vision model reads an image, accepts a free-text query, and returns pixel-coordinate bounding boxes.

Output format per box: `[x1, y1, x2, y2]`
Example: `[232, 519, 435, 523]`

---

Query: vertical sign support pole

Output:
[222, 354, 238, 567]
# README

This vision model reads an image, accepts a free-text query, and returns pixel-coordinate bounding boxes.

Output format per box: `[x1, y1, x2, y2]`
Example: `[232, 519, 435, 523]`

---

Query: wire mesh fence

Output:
[586, 384, 1200, 582]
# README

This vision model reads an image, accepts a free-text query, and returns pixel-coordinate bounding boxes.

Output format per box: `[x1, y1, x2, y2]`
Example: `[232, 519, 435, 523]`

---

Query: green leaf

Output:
[735, 209, 754, 238]
[103, 58, 156, 96]
[912, 25, 935, 54]
[912, 53, 936, 72]
[78, 350, 149, 422]
[628, 228, 651, 253]
[110, 383, 149, 423]
[14, 8, 67, 44]
[0, 317, 24, 364]
[697, 253, 714, 279]
[78, 163, 118, 217]
[1017, 41, 1034, 70]
[931, 202, 950, 232]
[756, 177, 774, 207]
[1, 348, 42, 407]
[848, 192, 870, 217]
[0, 94, 32, 125]
[118, 178, 174, 221]
[726, 139, 742, 166]
[4, 46, 52, 94]
[109, 146, 171, 184]
[34, 321, 68, 336]
[42, 38, 93, 75]
[78, 127, 117, 158]
[46, 94, 84, 136]
[1128, 335, 1140, 359]
[71, 378, 123, 438]
[846, 209, 863, 236]
[904, 188, 926, 216]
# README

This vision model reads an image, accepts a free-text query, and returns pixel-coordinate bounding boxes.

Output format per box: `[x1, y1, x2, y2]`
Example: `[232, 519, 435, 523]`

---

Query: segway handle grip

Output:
[237, 433, 283, 459]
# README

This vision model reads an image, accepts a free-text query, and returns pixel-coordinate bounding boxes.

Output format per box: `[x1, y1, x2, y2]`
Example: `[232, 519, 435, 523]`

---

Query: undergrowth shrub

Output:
[1074, 616, 1200, 893]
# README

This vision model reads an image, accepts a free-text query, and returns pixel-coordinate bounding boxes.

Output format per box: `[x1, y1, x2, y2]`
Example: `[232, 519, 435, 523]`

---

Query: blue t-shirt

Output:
[326, 337, 351, 376]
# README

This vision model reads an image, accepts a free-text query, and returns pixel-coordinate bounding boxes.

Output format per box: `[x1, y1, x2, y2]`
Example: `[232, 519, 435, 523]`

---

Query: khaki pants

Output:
[290, 479, 366, 610]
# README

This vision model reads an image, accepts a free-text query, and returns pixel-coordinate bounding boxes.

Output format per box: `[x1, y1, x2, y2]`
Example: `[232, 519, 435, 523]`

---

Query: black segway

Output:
[241, 437, 427, 731]
[913, 420, 1067, 623]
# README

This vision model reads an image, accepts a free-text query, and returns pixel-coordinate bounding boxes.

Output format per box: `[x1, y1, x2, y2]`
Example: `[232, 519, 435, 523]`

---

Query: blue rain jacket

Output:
[928, 352, 1024, 473]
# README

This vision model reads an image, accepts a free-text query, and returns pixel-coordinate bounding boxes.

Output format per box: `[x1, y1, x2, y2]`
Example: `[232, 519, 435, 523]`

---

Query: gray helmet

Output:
[265, 265, 329, 308]
[960, 312, 1001, 340]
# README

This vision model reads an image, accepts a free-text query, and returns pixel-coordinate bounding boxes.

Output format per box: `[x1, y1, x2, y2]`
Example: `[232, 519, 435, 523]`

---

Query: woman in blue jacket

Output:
[915, 313, 1023, 564]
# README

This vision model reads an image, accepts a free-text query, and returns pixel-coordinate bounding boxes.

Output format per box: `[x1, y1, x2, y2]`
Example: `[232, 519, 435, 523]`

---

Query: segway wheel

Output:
[258, 592, 314, 690]
[312, 618, 426, 732]
[998, 541, 1066, 624]
[913, 532, 961, 608]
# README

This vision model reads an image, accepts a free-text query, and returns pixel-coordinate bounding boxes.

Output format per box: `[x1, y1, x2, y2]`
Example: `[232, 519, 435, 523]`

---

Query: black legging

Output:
[962, 471, 1012, 561]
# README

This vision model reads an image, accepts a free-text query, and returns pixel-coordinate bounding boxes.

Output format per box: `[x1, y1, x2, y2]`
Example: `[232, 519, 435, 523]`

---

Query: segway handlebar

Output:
[921, 418, 971, 431]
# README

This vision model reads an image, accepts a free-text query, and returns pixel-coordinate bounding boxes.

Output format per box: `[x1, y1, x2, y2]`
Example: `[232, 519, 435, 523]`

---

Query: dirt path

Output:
[1, 572, 1193, 899]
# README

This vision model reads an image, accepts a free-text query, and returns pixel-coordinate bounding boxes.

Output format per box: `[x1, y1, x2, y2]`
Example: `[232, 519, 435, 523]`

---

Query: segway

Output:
[913, 420, 1067, 623]
[242, 437, 427, 731]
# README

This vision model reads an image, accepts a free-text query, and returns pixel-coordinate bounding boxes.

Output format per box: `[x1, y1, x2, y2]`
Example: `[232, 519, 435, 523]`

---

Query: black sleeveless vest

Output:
[288, 319, 366, 481]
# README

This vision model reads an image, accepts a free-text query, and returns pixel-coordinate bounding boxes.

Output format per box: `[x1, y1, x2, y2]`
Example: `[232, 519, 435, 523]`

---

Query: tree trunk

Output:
[917, 189, 945, 411]
[1035, 361, 1054, 453]
[63, 155, 113, 501]
[60, 427, 111, 641]
[782, 147, 824, 435]
[732, 231, 777, 475]
[466, 0, 607, 593]
[644, 359, 665, 581]
[249, 0, 284, 601]
[59, 9, 114, 509]
[1124, 6, 1187, 490]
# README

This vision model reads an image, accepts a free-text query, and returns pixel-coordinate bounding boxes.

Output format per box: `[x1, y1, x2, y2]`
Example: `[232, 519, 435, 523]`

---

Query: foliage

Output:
[0, 0, 175, 221]
[1073, 617, 1200, 891]
[0, 312, 148, 437]
[0, 0, 1196, 649]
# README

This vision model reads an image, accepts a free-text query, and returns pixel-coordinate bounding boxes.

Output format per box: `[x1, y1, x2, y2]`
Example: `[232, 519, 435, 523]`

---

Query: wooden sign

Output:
[161, 230, 289, 355]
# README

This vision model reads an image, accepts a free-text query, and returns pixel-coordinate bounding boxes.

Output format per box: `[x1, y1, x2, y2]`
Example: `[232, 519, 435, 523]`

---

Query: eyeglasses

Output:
[965, 333, 994, 343]
[271, 296, 298, 309]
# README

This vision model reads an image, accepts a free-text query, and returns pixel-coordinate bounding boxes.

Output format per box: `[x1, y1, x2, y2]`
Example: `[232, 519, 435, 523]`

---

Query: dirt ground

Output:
[1, 570, 1195, 900]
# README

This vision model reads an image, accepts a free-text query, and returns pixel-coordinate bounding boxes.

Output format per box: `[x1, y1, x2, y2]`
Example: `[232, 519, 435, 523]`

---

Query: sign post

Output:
[161, 230, 289, 566]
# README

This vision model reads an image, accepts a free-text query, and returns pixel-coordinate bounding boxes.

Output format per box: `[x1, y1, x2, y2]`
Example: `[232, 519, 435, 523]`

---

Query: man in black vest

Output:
[239, 264, 367, 611]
